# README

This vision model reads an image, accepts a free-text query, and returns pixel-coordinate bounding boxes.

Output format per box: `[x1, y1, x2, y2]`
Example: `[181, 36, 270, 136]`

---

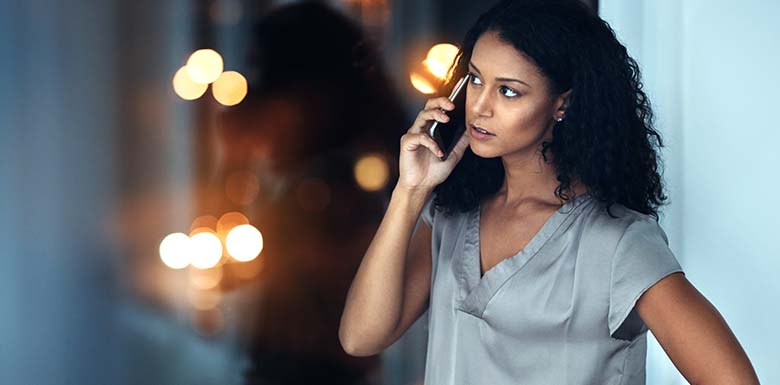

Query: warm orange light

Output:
[226, 224, 264, 262]
[424, 43, 459, 81]
[186, 49, 224, 84]
[216, 211, 250, 239]
[159, 232, 192, 269]
[188, 288, 222, 310]
[354, 153, 389, 191]
[212, 71, 248, 106]
[173, 66, 208, 100]
[410, 72, 436, 95]
[189, 265, 223, 290]
[190, 231, 223, 269]
[190, 215, 219, 232]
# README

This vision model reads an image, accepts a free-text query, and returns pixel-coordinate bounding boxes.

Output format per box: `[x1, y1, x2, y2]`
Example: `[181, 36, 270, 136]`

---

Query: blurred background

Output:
[0, 0, 777, 384]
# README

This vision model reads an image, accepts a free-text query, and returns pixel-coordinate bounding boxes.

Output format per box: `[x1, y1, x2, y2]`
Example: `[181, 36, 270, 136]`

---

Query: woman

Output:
[339, 0, 760, 384]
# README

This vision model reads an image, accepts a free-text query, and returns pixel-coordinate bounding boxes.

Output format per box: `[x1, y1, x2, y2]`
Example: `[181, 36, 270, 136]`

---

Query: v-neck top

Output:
[418, 192, 684, 385]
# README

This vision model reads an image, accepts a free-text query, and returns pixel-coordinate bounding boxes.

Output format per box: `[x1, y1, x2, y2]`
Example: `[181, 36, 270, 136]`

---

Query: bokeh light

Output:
[354, 153, 389, 191]
[189, 265, 223, 290]
[211, 70, 248, 106]
[410, 72, 436, 94]
[185, 49, 224, 84]
[190, 215, 219, 232]
[216, 211, 250, 239]
[226, 224, 264, 262]
[173, 66, 208, 100]
[159, 232, 192, 269]
[190, 231, 223, 269]
[424, 43, 459, 81]
[189, 226, 215, 237]
[217, 211, 249, 239]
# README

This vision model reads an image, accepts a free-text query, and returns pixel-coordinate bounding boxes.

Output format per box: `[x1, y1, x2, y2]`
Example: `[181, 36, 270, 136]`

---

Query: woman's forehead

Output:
[471, 31, 543, 84]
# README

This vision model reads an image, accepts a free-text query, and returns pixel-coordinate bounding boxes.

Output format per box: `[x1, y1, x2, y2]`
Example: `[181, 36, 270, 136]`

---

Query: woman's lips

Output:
[470, 124, 495, 139]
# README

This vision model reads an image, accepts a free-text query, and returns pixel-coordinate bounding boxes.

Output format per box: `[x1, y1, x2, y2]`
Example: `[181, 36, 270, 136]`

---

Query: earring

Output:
[555, 116, 563, 122]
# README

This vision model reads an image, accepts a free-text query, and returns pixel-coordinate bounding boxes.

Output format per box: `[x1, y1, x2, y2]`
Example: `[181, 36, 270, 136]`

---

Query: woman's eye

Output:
[499, 85, 518, 98]
[468, 73, 482, 85]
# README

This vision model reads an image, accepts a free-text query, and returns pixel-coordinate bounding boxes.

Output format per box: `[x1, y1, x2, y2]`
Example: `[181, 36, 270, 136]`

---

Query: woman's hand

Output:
[396, 97, 471, 193]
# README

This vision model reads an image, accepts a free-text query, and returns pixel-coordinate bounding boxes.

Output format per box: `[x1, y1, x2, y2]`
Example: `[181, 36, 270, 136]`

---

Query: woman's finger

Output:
[401, 132, 444, 157]
[424, 97, 455, 111]
[408, 98, 455, 134]
[409, 108, 451, 133]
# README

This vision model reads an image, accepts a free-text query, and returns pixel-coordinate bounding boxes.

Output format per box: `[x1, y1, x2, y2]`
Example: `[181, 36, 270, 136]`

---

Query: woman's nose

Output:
[468, 89, 493, 118]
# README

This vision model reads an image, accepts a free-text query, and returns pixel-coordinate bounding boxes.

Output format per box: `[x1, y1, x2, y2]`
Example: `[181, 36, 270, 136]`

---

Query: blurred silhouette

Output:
[215, 2, 407, 384]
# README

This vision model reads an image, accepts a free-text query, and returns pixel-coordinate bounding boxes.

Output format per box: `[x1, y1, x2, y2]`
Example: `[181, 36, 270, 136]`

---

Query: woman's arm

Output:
[636, 272, 760, 384]
[339, 95, 469, 357]
[338, 187, 433, 357]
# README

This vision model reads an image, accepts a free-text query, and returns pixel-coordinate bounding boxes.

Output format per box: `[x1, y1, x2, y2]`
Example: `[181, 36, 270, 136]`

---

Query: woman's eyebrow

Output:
[469, 61, 531, 87]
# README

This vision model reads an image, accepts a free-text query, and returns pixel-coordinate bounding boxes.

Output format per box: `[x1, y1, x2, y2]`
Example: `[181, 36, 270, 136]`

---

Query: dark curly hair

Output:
[433, 0, 668, 220]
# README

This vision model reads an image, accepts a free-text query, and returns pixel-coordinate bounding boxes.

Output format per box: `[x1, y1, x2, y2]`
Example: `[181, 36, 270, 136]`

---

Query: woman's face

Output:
[465, 30, 569, 160]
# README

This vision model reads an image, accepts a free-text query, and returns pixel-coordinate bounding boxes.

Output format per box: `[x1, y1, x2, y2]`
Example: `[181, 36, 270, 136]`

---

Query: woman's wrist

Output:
[391, 183, 432, 210]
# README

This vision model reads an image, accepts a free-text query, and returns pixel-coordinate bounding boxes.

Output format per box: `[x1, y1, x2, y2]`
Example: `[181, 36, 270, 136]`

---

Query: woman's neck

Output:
[496, 149, 585, 209]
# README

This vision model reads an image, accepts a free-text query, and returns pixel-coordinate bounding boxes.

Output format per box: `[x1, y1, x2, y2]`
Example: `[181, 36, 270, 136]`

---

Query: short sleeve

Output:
[420, 193, 436, 228]
[608, 217, 684, 339]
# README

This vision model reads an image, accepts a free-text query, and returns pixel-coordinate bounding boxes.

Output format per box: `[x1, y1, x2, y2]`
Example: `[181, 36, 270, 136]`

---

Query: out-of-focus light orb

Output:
[226, 224, 263, 262]
[191, 215, 218, 232]
[424, 43, 459, 81]
[173, 66, 208, 100]
[190, 226, 215, 237]
[354, 154, 389, 191]
[186, 49, 224, 84]
[410, 72, 436, 95]
[190, 231, 223, 269]
[159, 232, 192, 269]
[212, 71, 247, 106]
[189, 265, 223, 290]
[216, 211, 250, 239]
[225, 170, 259, 205]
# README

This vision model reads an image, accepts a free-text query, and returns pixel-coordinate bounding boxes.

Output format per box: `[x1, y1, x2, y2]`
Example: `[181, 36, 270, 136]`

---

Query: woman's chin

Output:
[469, 143, 497, 159]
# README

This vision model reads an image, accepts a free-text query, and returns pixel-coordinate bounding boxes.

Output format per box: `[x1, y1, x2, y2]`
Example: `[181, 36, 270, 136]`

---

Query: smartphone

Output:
[428, 74, 470, 161]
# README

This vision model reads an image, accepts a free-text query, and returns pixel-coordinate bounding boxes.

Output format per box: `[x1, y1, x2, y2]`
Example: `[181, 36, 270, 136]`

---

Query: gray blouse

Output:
[418, 192, 683, 385]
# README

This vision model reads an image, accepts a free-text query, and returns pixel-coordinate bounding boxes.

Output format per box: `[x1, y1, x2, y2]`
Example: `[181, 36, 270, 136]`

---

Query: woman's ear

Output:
[556, 89, 572, 114]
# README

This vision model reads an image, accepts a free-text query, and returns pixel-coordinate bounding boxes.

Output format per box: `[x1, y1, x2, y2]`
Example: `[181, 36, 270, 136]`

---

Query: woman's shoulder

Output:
[579, 199, 667, 244]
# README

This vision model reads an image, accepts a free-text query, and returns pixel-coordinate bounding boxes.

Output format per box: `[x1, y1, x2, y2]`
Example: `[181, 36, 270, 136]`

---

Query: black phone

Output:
[428, 74, 470, 161]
